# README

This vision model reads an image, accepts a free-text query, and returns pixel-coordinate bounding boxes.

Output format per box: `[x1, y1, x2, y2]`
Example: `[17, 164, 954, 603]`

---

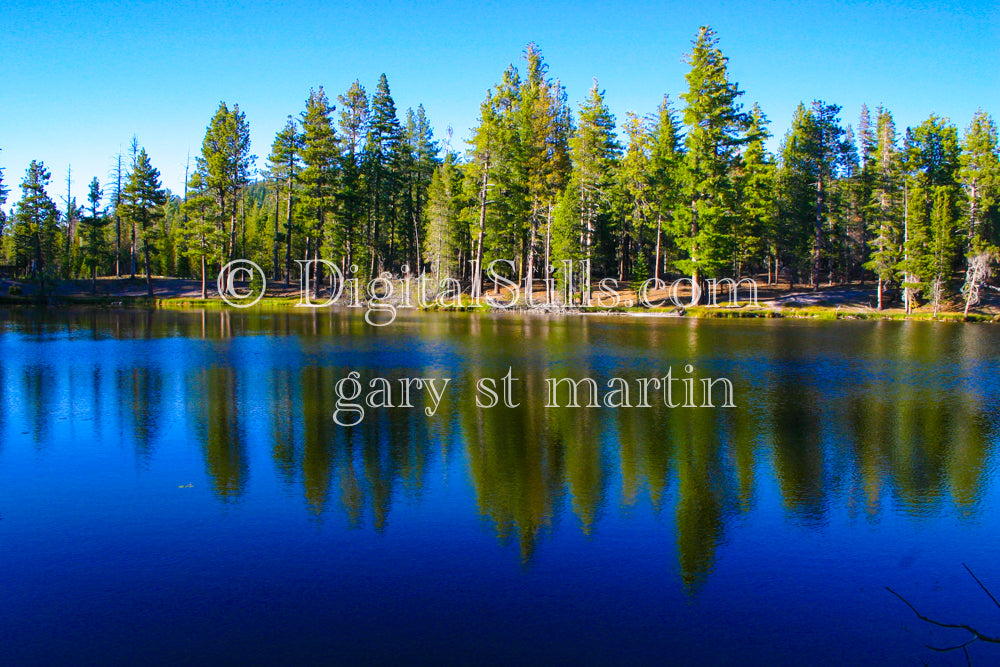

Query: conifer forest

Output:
[2, 27, 998, 312]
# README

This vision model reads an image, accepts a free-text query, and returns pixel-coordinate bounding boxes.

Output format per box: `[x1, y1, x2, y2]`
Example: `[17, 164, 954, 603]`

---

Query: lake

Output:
[1, 307, 998, 665]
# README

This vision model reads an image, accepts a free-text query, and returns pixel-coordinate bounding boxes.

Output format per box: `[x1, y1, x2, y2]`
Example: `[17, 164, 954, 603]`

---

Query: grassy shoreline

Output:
[1, 291, 995, 322]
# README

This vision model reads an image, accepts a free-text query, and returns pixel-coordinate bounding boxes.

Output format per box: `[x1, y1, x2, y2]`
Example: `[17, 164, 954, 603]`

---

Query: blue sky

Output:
[2, 0, 997, 204]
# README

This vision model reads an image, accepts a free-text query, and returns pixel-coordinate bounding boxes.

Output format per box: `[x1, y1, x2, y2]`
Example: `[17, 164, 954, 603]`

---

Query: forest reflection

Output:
[1, 307, 995, 589]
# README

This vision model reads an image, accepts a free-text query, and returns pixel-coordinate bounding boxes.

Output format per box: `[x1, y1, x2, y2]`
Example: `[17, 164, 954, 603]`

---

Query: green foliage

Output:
[677, 26, 751, 281]
[197, 101, 254, 262]
[123, 145, 167, 293]
[403, 104, 440, 271]
[182, 171, 226, 296]
[4, 29, 999, 314]
[79, 176, 109, 286]
[900, 115, 961, 303]
[648, 96, 686, 275]
[958, 110, 1000, 245]
[864, 108, 903, 286]
[423, 153, 466, 278]
[363, 74, 405, 276]
[266, 116, 303, 281]
[467, 66, 529, 268]
[565, 81, 620, 273]
[299, 87, 339, 263]
[12, 160, 60, 277]
[737, 103, 774, 275]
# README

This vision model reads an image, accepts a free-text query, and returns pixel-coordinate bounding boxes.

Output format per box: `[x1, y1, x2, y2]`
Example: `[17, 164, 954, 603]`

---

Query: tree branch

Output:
[886, 586, 1000, 648]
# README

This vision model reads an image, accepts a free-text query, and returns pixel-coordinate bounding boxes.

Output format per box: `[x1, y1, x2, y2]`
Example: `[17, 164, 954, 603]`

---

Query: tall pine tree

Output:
[299, 87, 339, 291]
[197, 102, 254, 264]
[13, 160, 60, 282]
[79, 177, 109, 292]
[123, 146, 167, 297]
[266, 117, 302, 282]
[678, 26, 751, 298]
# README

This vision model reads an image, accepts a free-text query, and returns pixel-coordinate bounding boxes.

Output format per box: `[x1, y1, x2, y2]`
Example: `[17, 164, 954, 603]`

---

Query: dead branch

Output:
[887, 563, 1000, 660]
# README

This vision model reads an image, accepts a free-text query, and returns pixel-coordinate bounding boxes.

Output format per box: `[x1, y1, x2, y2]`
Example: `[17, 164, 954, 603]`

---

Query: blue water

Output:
[1, 309, 999, 665]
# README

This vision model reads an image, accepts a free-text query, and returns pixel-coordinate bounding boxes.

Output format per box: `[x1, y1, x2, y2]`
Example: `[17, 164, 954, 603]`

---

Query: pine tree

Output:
[466, 67, 528, 294]
[197, 102, 254, 265]
[864, 107, 903, 309]
[775, 104, 815, 285]
[518, 43, 571, 292]
[565, 81, 619, 288]
[648, 96, 685, 283]
[928, 185, 958, 315]
[13, 160, 60, 282]
[423, 152, 466, 279]
[299, 87, 339, 291]
[958, 110, 1000, 246]
[736, 103, 774, 279]
[79, 177, 110, 292]
[614, 111, 649, 284]
[363, 74, 404, 276]
[836, 124, 864, 284]
[900, 114, 960, 310]
[266, 116, 303, 283]
[775, 101, 847, 288]
[403, 105, 439, 272]
[856, 105, 877, 285]
[678, 26, 751, 297]
[122, 146, 167, 297]
[805, 101, 847, 289]
[182, 171, 226, 299]
[337, 80, 369, 275]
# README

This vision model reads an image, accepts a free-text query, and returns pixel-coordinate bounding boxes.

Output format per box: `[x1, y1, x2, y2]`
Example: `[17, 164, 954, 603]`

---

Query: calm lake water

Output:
[2, 307, 999, 665]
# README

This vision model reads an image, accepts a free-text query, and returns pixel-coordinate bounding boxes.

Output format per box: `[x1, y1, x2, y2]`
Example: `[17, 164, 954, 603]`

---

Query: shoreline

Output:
[1, 295, 995, 323]
[1, 276, 997, 322]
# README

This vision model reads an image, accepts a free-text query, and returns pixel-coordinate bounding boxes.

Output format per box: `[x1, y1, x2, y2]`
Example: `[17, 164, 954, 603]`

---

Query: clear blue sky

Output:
[2, 0, 997, 206]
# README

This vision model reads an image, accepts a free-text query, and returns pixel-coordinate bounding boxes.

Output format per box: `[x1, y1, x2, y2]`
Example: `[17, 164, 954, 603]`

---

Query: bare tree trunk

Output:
[903, 181, 911, 314]
[412, 202, 422, 274]
[313, 240, 320, 300]
[544, 203, 552, 303]
[273, 182, 281, 281]
[472, 154, 489, 299]
[284, 182, 293, 287]
[813, 175, 823, 291]
[130, 218, 136, 279]
[654, 213, 662, 285]
[525, 206, 538, 298]
[144, 239, 154, 298]
[115, 154, 122, 278]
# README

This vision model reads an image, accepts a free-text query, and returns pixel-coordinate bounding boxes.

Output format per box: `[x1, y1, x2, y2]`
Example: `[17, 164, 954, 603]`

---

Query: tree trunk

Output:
[813, 174, 823, 291]
[525, 205, 538, 298]
[654, 213, 662, 285]
[472, 154, 489, 299]
[130, 219, 136, 279]
[273, 182, 281, 281]
[284, 183, 293, 287]
[144, 238, 154, 298]
[115, 155, 122, 278]
[544, 204, 552, 303]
